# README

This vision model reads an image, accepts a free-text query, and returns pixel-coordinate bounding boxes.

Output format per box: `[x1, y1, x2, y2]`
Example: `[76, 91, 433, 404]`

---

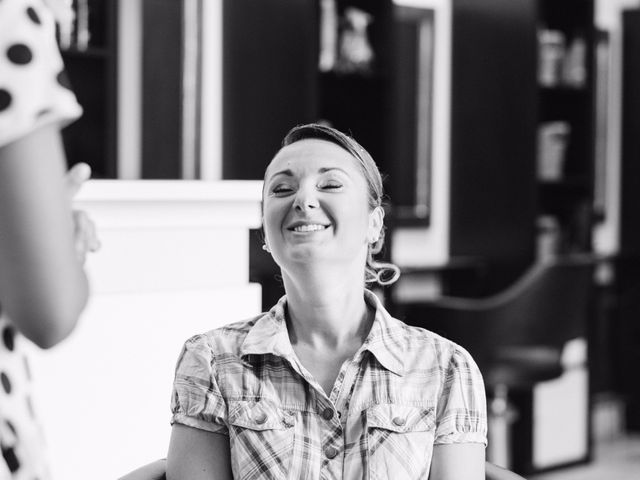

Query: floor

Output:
[529, 433, 640, 480]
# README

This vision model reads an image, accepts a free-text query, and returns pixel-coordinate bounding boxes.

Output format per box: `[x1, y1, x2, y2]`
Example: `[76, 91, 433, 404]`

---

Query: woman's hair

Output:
[280, 123, 400, 286]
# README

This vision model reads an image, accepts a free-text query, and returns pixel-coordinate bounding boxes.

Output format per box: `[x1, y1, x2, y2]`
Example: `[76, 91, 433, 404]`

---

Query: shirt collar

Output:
[360, 290, 406, 376]
[240, 295, 294, 359]
[240, 290, 406, 376]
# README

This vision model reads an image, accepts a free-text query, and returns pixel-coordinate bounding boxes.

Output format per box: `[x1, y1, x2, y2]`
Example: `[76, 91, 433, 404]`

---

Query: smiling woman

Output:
[165, 124, 488, 480]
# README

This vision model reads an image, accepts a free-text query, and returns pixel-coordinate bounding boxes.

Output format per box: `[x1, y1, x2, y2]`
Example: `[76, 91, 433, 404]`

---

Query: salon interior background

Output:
[28, 0, 640, 478]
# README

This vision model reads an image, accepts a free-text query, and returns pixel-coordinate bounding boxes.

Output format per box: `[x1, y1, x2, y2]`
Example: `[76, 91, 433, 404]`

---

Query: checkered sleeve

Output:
[434, 346, 488, 446]
[170, 334, 229, 435]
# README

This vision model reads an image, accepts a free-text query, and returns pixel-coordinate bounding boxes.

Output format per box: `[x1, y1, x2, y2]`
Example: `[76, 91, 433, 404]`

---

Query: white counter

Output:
[27, 180, 264, 480]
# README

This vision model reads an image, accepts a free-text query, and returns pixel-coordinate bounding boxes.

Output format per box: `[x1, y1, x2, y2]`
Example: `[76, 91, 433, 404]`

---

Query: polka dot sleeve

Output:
[0, 0, 82, 148]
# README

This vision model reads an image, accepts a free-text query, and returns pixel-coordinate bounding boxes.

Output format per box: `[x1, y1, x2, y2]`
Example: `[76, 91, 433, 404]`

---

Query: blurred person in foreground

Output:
[165, 124, 487, 480]
[0, 0, 99, 477]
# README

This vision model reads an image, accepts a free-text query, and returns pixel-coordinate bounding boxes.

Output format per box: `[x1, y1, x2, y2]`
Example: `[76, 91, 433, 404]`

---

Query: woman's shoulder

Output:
[392, 319, 480, 371]
[393, 318, 464, 349]
[181, 312, 269, 354]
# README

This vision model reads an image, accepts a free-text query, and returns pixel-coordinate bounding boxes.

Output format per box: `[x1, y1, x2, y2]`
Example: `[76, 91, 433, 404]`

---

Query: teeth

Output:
[293, 224, 327, 232]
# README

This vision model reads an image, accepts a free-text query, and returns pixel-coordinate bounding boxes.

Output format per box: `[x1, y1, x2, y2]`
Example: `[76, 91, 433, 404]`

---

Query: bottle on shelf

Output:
[538, 28, 588, 89]
[537, 121, 571, 181]
[538, 28, 566, 87]
[56, 0, 92, 52]
[562, 35, 587, 88]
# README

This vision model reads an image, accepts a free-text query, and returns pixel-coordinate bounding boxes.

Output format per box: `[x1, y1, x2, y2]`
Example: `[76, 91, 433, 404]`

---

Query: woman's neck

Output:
[282, 268, 372, 351]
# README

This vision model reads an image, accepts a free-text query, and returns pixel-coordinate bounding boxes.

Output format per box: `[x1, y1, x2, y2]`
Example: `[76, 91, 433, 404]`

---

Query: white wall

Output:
[28, 181, 263, 480]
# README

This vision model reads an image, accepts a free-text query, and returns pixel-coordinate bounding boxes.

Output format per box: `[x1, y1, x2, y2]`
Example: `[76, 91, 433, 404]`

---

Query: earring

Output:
[262, 244, 270, 252]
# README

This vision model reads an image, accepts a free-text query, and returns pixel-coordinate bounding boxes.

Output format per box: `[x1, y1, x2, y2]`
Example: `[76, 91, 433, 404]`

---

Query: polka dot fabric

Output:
[0, 1, 81, 477]
[0, 0, 82, 148]
[0, 316, 51, 480]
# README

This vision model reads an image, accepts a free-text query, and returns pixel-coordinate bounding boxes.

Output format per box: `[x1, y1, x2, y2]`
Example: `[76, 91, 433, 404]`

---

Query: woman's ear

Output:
[259, 223, 271, 253]
[367, 206, 384, 244]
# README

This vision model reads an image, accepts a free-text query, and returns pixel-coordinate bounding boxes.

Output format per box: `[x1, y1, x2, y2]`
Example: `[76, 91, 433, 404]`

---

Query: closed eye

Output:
[271, 185, 294, 195]
[320, 183, 343, 190]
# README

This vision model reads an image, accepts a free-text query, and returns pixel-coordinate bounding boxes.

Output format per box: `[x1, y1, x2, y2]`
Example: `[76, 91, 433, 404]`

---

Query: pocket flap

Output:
[228, 399, 294, 431]
[366, 404, 435, 433]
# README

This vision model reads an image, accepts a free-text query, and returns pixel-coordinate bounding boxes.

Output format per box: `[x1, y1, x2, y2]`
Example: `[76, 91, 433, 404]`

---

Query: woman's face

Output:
[262, 139, 382, 272]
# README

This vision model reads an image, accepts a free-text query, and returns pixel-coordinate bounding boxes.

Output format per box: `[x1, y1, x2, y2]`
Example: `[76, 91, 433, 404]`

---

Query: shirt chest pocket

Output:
[365, 404, 436, 480]
[228, 399, 296, 480]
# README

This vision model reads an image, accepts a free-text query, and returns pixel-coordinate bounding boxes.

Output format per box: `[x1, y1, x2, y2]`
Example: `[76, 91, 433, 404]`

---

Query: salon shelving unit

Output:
[59, 0, 119, 178]
[535, 0, 596, 254]
[315, 0, 394, 180]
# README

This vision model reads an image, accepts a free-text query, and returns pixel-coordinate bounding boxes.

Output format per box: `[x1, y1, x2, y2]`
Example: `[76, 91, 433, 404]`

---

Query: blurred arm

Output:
[429, 443, 486, 480]
[0, 124, 89, 348]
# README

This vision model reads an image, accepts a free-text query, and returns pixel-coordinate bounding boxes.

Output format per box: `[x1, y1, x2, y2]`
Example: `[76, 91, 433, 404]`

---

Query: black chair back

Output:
[397, 255, 595, 378]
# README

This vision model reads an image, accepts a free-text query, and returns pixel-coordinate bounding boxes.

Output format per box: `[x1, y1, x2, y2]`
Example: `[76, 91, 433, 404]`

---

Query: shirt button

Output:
[322, 408, 334, 421]
[324, 446, 339, 459]
[392, 416, 406, 427]
[254, 411, 268, 424]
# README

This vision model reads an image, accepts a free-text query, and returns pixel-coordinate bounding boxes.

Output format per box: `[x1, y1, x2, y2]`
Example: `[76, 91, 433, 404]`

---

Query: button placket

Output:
[322, 407, 334, 421]
[324, 445, 339, 459]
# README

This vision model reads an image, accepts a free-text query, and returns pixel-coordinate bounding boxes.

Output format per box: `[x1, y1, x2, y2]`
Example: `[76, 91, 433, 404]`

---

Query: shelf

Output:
[320, 70, 389, 83]
[539, 177, 591, 194]
[61, 46, 112, 59]
[539, 85, 589, 95]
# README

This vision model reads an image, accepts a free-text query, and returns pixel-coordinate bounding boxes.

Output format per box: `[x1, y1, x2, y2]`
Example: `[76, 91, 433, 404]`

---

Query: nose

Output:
[293, 184, 319, 211]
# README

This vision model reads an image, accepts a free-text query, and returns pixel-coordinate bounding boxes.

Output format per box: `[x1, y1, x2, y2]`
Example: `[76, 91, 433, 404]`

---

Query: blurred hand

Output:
[65, 163, 100, 263]
[65, 162, 92, 200]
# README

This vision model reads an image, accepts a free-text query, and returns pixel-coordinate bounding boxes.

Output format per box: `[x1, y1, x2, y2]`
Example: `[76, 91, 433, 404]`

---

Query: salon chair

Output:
[395, 254, 594, 383]
[394, 254, 595, 472]
[118, 459, 525, 479]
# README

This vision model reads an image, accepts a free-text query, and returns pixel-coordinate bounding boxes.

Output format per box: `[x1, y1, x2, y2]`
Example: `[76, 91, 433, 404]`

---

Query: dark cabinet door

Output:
[617, 8, 640, 430]
[621, 10, 640, 257]
[222, 0, 319, 180]
[449, 0, 539, 291]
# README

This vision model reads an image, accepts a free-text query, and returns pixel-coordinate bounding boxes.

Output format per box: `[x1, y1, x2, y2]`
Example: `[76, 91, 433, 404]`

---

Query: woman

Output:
[167, 124, 487, 479]
[0, 0, 98, 477]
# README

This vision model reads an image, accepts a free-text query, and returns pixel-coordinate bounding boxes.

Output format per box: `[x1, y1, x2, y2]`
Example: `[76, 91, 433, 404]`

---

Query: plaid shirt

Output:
[171, 290, 487, 480]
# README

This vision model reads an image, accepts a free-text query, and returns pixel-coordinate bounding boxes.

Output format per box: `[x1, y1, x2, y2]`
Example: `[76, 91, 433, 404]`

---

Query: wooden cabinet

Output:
[60, 0, 118, 178]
